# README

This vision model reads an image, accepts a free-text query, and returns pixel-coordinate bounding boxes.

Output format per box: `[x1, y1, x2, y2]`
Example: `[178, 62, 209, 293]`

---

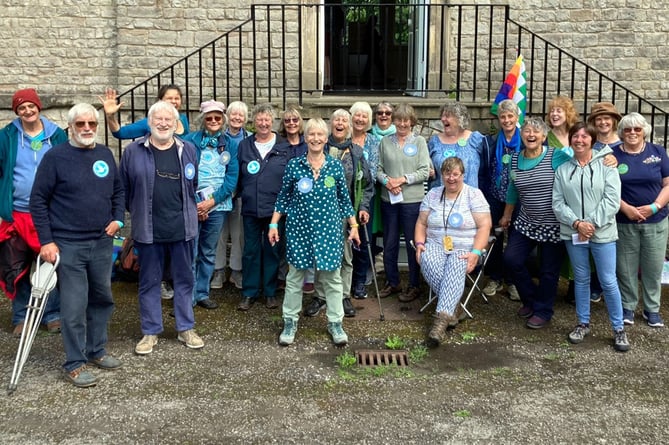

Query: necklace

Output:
[307, 155, 325, 177]
[621, 142, 645, 155]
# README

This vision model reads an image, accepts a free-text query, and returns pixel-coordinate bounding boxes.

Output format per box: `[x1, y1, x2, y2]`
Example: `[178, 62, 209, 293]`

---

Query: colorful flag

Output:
[490, 55, 527, 124]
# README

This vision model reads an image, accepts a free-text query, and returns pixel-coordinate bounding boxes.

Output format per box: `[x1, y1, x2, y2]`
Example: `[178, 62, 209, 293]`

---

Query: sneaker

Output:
[279, 318, 298, 346]
[398, 286, 420, 303]
[304, 298, 326, 317]
[517, 306, 533, 318]
[613, 329, 630, 352]
[568, 323, 590, 344]
[590, 292, 603, 303]
[378, 284, 402, 299]
[343, 297, 356, 317]
[482, 280, 503, 297]
[210, 269, 225, 289]
[64, 365, 97, 388]
[643, 310, 665, 328]
[135, 335, 158, 355]
[88, 355, 122, 370]
[237, 297, 254, 311]
[507, 284, 521, 302]
[265, 296, 279, 309]
[353, 282, 368, 299]
[46, 320, 61, 334]
[327, 322, 349, 345]
[160, 281, 174, 300]
[302, 283, 315, 294]
[526, 315, 549, 329]
[622, 308, 635, 325]
[229, 270, 243, 289]
[178, 329, 204, 349]
[196, 298, 219, 310]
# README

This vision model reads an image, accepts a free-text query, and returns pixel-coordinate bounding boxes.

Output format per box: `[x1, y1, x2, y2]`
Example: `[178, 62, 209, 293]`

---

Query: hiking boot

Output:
[353, 282, 368, 299]
[279, 318, 298, 346]
[343, 297, 356, 317]
[568, 323, 590, 344]
[507, 284, 521, 301]
[398, 286, 420, 303]
[229, 270, 243, 290]
[427, 312, 455, 347]
[302, 283, 315, 294]
[327, 322, 349, 345]
[161, 281, 174, 300]
[378, 284, 402, 299]
[483, 280, 503, 297]
[12, 323, 24, 338]
[88, 355, 122, 370]
[526, 315, 549, 329]
[64, 365, 97, 388]
[613, 329, 630, 352]
[643, 310, 665, 328]
[210, 269, 225, 289]
[47, 320, 61, 334]
[304, 298, 326, 317]
[178, 329, 204, 349]
[135, 335, 158, 355]
[622, 308, 635, 325]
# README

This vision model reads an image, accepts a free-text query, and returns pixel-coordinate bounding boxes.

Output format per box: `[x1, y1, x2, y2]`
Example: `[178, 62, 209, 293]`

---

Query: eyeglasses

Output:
[74, 121, 98, 129]
[623, 127, 643, 134]
[442, 172, 463, 179]
[376, 111, 392, 116]
[283, 117, 299, 124]
[205, 115, 223, 122]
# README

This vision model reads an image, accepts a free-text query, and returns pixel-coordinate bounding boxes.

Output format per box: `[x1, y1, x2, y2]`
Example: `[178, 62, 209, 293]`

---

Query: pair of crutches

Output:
[7, 254, 60, 395]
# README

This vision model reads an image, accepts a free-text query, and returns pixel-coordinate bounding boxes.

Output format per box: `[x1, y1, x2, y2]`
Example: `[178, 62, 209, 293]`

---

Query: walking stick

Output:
[361, 223, 384, 321]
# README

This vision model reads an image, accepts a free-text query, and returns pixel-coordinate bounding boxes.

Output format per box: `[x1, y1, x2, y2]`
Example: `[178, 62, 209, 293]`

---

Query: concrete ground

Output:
[1, 276, 667, 444]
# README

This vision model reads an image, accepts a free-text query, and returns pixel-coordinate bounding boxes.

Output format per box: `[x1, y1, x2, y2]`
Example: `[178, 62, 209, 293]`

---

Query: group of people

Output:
[2, 84, 667, 387]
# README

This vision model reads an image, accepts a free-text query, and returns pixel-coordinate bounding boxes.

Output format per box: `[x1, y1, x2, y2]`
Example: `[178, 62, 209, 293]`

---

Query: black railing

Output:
[105, 3, 668, 154]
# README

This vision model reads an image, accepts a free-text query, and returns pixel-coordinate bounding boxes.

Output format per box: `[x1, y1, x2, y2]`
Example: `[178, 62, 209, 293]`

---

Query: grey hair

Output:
[349, 101, 373, 132]
[304, 117, 329, 137]
[617, 112, 653, 141]
[496, 99, 521, 117]
[521, 116, 549, 137]
[375, 101, 394, 113]
[148, 100, 179, 122]
[330, 108, 352, 139]
[226, 101, 249, 121]
[67, 103, 99, 125]
[439, 102, 470, 129]
[252, 103, 276, 120]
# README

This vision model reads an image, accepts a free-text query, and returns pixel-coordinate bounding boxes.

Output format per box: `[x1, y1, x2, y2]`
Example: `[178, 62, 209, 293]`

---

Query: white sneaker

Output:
[160, 281, 174, 300]
[178, 329, 204, 349]
[482, 280, 503, 297]
[210, 270, 225, 289]
[507, 284, 521, 301]
[135, 335, 158, 355]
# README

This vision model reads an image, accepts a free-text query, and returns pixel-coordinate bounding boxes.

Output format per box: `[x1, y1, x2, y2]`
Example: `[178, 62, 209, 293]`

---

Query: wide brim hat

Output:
[587, 102, 622, 124]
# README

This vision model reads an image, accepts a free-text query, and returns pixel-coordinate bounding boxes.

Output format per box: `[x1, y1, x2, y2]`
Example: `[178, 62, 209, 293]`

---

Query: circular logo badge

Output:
[92, 160, 109, 178]
[184, 163, 196, 180]
[403, 144, 418, 157]
[510, 171, 516, 181]
[448, 212, 464, 228]
[201, 151, 216, 163]
[502, 153, 511, 164]
[247, 160, 260, 175]
[298, 177, 313, 193]
[219, 151, 231, 165]
[443, 149, 456, 159]
[457, 138, 467, 147]
[617, 163, 629, 175]
[324, 176, 335, 188]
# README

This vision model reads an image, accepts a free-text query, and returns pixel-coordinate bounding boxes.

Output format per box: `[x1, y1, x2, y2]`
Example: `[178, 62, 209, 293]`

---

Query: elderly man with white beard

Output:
[30, 103, 125, 388]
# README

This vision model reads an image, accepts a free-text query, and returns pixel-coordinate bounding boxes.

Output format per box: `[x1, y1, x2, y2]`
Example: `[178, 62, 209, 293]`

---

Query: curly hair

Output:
[546, 96, 579, 129]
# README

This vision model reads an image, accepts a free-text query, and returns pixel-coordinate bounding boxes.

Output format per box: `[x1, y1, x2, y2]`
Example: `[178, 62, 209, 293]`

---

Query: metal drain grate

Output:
[356, 349, 409, 367]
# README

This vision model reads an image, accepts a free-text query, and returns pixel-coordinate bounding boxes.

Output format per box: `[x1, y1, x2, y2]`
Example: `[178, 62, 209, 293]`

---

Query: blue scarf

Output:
[200, 131, 222, 150]
[370, 124, 396, 139]
[494, 128, 521, 180]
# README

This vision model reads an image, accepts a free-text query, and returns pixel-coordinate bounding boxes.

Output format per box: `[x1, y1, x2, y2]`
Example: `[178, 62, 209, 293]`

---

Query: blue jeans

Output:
[504, 230, 565, 320]
[136, 240, 195, 334]
[242, 216, 282, 299]
[192, 210, 227, 304]
[381, 201, 421, 288]
[56, 237, 115, 372]
[565, 240, 623, 331]
[12, 273, 60, 326]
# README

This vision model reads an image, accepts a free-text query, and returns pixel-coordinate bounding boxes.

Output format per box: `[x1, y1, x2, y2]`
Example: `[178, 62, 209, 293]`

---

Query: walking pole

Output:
[8, 254, 59, 395]
[362, 223, 384, 321]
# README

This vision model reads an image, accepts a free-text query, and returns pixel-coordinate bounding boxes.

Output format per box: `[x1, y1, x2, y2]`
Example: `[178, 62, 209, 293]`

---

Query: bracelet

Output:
[471, 249, 482, 256]
[573, 220, 581, 229]
[650, 203, 658, 215]
[115, 220, 124, 229]
[268, 223, 278, 229]
[382, 176, 389, 186]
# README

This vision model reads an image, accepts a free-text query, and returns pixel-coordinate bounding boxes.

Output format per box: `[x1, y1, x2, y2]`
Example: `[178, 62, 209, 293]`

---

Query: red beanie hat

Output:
[12, 88, 42, 114]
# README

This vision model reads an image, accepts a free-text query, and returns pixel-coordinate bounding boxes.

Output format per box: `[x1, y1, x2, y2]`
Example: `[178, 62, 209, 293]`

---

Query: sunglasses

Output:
[284, 117, 299, 124]
[623, 127, 643, 134]
[205, 115, 223, 122]
[376, 111, 392, 116]
[74, 121, 98, 129]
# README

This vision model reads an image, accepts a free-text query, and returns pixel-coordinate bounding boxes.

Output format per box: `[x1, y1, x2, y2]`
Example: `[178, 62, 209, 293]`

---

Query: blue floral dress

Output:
[428, 131, 484, 189]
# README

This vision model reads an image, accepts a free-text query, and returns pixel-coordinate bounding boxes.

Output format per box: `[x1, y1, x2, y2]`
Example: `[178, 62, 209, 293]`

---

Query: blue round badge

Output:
[444, 149, 456, 159]
[219, 151, 231, 165]
[448, 212, 464, 228]
[403, 144, 418, 157]
[298, 177, 313, 194]
[184, 163, 196, 180]
[247, 160, 260, 175]
[92, 160, 109, 178]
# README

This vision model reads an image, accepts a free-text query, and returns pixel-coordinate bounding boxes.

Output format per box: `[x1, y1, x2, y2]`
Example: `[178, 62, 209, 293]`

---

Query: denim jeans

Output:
[192, 210, 227, 304]
[242, 216, 282, 299]
[12, 273, 60, 326]
[136, 240, 195, 334]
[565, 240, 623, 331]
[56, 237, 115, 372]
[380, 201, 421, 288]
[504, 230, 565, 320]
